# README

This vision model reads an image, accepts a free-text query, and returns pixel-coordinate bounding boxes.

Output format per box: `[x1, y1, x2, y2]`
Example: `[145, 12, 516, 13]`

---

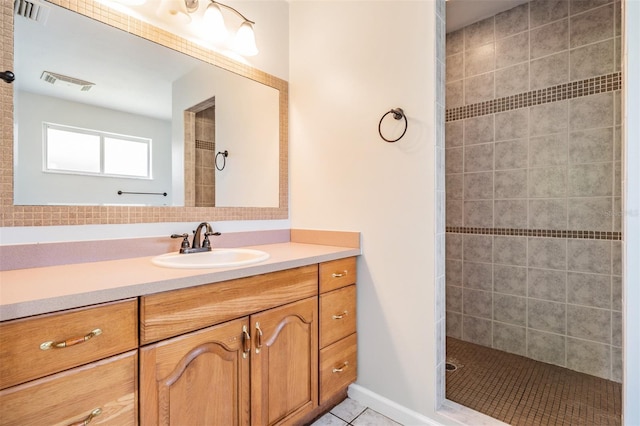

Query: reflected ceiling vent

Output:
[13, 0, 50, 24]
[40, 71, 95, 92]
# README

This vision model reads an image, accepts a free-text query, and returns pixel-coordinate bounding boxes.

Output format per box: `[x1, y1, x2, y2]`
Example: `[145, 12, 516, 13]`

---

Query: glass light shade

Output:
[203, 3, 228, 42]
[234, 21, 258, 56]
[156, 0, 192, 24]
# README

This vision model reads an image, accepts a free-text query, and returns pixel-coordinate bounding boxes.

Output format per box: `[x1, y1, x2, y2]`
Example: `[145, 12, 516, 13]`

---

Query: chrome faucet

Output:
[171, 222, 221, 254]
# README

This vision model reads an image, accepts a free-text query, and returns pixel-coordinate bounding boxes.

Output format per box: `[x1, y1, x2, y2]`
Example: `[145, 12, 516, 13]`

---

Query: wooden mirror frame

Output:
[0, 0, 288, 227]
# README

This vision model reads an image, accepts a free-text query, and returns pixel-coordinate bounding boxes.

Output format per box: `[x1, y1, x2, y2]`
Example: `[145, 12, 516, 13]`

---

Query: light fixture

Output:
[156, 0, 258, 56]
[157, 0, 192, 24]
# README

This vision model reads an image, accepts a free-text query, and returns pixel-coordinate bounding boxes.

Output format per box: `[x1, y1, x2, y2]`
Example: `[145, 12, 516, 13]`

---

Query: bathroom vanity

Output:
[0, 243, 359, 425]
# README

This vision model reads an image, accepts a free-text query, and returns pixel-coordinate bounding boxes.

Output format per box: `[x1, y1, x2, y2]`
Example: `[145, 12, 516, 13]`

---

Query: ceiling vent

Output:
[40, 71, 95, 92]
[14, 0, 50, 24]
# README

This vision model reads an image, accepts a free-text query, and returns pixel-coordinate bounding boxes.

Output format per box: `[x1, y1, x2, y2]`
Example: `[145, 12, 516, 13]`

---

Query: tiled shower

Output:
[445, 0, 623, 382]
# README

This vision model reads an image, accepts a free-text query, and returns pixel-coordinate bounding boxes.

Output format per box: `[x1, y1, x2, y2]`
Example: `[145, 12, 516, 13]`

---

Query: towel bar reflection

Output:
[378, 108, 407, 143]
[117, 191, 167, 196]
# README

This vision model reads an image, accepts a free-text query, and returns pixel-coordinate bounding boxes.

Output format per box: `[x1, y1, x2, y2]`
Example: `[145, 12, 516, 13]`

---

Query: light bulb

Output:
[234, 21, 258, 56]
[157, 0, 192, 24]
[203, 3, 228, 42]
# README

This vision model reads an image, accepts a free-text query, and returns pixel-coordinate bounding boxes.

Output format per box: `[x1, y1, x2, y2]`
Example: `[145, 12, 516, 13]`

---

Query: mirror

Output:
[10, 0, 284, 212]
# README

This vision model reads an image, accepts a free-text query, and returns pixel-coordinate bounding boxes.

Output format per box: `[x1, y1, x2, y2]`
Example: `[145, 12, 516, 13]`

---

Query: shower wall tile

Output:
[496, 32, 529, 69]
[464, 143, 494, 172]
[570, 92, 614, 131]
[496, 108, 529, 141]
[567, 272, 611, 308]
[529, 133, 568, 167]
[567, 305, 611, 343]
[530, 52, 569, 90]
[567, 197, 613, 230]
[464, 17, 495, 50]
[494, 265, 528, 296]
[445, 0, 622, 381]
[567, 239, 611, 274]
[569, 127, 614, 164]
[495, 3, 529, 39]
[529, 167, 567, 198]
[463, 289, 493, 318]
[528, 237, 567, 270]
[464, 115, 494, 145]
[463, 234, 493, 262]
[465, 44, 495, 77]
[446, 233, 463, 259]
[446, 53, 464, 82]
[530, 0, 569, 28]
[569, 3, 613, 47]
[566, 337, 610, 378]
[494, 236, 527, 266]
[495, 169, 528, 199]
[462, 261, 493, 291]
[445, 121, 464, 148]
[494, 293, 527, 326]
[527, 329, 566, 366]
[529, 199, 567, 229]
[528, 268, 567, 302]
[495, 139, 528, 170]
[530, 101, 569, 136]
[493, 322, 527, 356]
[570, 39, 615, 81]
[464, 172, 493, 200]
[529, 298, 566, 334]
[568, 163, 613, 196]
[496, 63, 530, 98]
[446, 147, 463, 174]
[494, 200, 528, 228]
[462, 315, 493, 346]
[464, 200, 494, 227]
[530, 19, 569, 59]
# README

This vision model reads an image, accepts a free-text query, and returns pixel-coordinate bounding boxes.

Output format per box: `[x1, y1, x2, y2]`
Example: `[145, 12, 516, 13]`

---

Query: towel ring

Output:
[215, 150, 228, 171]
[378, 108, 407, 143]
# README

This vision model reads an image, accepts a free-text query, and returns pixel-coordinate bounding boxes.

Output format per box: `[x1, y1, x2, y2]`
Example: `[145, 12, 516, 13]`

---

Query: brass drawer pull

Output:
[332, 270, 348, 278]
[332, 361, 349, 373]
[67, 408, 102, 426]
[255, 322, 263, 354]
[40, 328, 102, 350]
[332, 311, 348, 320]
[242, 325, 251, 359]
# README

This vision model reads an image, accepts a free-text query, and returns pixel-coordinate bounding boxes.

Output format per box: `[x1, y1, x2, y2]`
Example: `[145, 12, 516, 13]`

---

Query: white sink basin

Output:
[152, 248, 270, 269]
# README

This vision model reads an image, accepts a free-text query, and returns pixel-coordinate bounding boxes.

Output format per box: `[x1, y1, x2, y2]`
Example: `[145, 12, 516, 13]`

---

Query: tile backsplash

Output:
[445, 0, 622, 382]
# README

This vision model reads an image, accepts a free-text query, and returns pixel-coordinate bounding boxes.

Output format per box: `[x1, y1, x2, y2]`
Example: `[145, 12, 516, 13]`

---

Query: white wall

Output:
[623, 1, 640, 424]
[289, 1, 444, 421]
[14, 91, 172, 206]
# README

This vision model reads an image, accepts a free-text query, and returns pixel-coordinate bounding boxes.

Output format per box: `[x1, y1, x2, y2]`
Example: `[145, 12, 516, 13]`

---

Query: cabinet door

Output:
[140, 317, 250, 426]
[251, 297, 318, 426]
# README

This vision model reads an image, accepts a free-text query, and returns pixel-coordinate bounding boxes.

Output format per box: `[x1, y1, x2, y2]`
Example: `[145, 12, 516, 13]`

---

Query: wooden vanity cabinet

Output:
[0, 299, 138, 425]
[139, 266, 319, 426]
[317, 258, 357, 406]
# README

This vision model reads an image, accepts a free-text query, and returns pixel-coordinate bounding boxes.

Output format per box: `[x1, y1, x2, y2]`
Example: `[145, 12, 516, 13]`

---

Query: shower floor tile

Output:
[446, 337, 622, 426]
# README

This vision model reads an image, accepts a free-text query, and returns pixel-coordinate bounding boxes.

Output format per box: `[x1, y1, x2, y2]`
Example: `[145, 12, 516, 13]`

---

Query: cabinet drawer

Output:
[140, 265, 318, 344]
[319, 333, 357, 405]
[320, 285, 356, 348]
[320, 258, 357, 293]
[0, 350, 137, 426]
[0, 299, 138, 390]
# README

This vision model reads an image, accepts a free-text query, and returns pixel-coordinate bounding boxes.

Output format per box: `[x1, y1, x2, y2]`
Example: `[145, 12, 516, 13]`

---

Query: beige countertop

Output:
[0, 242, 361, 322]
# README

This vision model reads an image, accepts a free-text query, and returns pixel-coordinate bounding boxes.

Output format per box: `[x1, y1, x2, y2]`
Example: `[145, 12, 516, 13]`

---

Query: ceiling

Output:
[446, 0, 530, 33]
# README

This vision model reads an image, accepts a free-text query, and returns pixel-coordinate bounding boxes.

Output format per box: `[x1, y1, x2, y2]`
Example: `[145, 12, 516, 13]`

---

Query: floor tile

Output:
[330, 397, 367, 423]
[351, 408, 403, 426]
[310, 413, 348, 426]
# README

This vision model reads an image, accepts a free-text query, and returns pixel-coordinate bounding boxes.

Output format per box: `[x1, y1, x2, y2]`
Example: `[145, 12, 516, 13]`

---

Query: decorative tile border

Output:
[446, 72, 622, 122]
[195, 140, 215, 151]
[446, 226, 622, 241]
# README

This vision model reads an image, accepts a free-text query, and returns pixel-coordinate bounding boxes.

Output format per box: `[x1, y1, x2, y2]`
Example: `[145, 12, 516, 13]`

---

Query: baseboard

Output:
[347, 384, 445, 426]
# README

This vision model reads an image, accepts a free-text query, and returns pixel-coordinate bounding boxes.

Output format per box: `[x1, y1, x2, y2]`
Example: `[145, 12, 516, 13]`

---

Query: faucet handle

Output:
[171, 233, 191, 252]
[202, 231, 221, 249]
